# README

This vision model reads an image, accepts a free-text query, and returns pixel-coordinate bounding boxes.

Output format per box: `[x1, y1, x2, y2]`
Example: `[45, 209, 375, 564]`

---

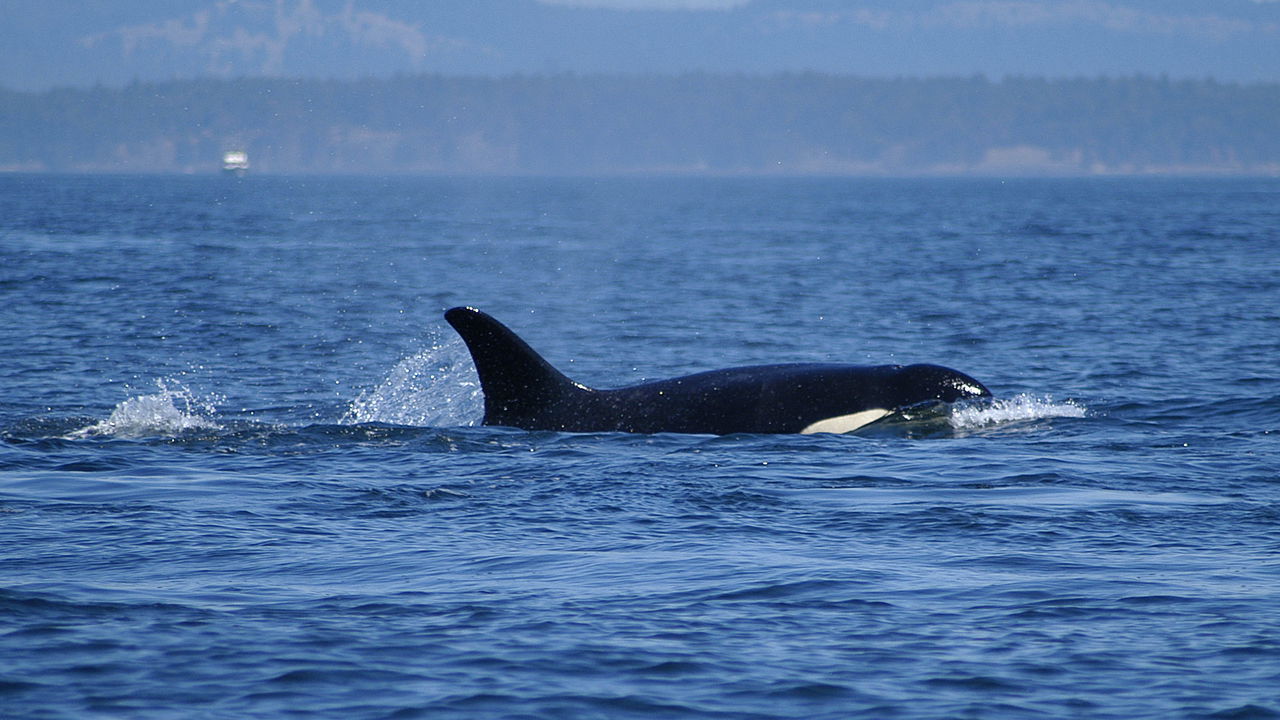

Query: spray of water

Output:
[342, 339, 483, 427]
[71, 379, 222, 439]
[948, 393, 1087, 431]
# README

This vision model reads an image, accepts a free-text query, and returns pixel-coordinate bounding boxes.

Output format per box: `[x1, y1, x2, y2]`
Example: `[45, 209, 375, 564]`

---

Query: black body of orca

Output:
[444, 307, 992, 435]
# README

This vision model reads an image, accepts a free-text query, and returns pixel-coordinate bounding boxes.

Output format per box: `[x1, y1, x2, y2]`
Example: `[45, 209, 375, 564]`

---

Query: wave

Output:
[770, 485, 1233, 511]
[66, 379, 222, 439]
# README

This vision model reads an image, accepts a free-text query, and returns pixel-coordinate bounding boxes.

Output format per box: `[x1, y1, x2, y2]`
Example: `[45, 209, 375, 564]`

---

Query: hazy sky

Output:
[3, 0, 1279, 91]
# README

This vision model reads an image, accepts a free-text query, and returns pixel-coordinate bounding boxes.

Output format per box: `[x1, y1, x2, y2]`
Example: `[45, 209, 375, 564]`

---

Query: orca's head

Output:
[894, 364, 992, 406]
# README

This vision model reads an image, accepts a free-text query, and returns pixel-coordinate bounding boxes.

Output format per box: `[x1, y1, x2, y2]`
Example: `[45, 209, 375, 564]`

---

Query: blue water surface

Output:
[2, 174, 1279, 719]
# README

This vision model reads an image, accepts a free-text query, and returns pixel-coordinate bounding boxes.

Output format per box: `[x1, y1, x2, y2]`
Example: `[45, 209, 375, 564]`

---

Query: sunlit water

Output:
[2, 175, 1278, 719]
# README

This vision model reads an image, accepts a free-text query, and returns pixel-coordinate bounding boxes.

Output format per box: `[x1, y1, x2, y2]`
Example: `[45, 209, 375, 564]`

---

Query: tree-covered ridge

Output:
[3, 74, 1277, 175]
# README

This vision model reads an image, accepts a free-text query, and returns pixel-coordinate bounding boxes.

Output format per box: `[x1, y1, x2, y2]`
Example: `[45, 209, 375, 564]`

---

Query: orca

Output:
[444, 307, 992, 435]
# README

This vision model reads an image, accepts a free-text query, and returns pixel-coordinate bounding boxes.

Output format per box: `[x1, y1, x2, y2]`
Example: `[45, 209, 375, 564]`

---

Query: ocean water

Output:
[2, 174, 1278, 719]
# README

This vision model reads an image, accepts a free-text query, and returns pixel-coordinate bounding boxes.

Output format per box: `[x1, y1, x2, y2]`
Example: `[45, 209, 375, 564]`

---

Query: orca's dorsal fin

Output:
[444, 307, 589, 425]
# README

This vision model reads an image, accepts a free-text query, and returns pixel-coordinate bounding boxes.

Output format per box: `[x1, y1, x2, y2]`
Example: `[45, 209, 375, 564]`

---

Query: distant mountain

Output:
[3, 0, 1279, 91]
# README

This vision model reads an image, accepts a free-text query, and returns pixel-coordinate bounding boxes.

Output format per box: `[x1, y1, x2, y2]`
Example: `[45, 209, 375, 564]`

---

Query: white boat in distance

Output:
[222, 150, 249, 176]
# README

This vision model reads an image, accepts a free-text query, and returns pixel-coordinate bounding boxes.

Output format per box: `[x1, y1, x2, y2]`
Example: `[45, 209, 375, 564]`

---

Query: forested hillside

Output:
[3, 74, 1277, 175]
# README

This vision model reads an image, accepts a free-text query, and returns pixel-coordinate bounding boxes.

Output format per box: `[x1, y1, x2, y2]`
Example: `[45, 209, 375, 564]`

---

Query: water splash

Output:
[71, 379, 222, 439]
[948, 393, 1087, 431]
[342, 339, 483, 427]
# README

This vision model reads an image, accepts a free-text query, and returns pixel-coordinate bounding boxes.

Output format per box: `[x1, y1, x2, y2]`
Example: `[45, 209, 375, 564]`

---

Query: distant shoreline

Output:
[4, 74, 1277, 177]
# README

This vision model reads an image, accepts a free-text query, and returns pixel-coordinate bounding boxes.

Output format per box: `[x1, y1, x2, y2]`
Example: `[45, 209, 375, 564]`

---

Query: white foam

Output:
[71, 380, 221, 439]
[342, 339, 483, 427]
[948, 393, 1087, 430]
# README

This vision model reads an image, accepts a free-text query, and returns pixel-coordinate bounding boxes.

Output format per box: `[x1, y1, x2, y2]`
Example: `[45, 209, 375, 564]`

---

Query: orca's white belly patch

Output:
[800, 409, 891, 435]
